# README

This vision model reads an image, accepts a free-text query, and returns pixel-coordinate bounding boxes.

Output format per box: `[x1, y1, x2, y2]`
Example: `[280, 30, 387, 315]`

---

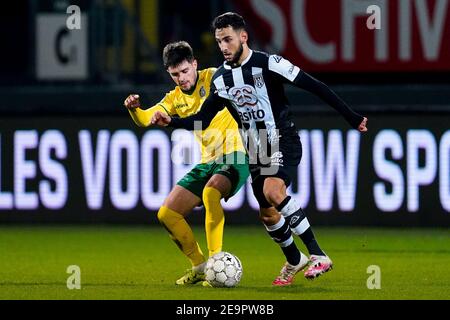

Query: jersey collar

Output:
[223, 49, 253, 70]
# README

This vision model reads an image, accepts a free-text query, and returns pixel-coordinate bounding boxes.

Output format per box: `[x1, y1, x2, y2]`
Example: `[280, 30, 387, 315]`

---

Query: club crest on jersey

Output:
[199, 86, 206, 97]
[253, 73, 264, 88]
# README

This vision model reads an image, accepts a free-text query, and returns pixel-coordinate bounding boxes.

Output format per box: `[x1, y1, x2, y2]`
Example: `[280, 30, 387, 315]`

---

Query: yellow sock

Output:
[157, 206, 205, 267]
[203, 187, 225, 256]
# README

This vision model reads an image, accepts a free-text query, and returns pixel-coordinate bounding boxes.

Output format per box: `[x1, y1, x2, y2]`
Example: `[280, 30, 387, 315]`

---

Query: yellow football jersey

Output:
[128, 68, 245, 163]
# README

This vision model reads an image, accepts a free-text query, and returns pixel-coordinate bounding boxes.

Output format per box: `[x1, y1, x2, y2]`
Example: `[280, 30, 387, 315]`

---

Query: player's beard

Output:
[226, 42, 244, 66]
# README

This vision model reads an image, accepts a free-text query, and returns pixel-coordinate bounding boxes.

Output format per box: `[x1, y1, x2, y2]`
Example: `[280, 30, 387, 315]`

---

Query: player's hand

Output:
[151, 111, 171, 127]
[123, 94, 141, 110]
[358, 117, 368, 132]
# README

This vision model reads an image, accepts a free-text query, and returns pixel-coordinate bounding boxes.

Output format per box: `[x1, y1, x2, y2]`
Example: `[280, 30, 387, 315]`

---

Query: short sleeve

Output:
[268, 55, 301, 83]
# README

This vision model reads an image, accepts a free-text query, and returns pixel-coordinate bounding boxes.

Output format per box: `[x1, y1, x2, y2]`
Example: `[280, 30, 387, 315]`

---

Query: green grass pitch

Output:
[0, 225, 449, 300]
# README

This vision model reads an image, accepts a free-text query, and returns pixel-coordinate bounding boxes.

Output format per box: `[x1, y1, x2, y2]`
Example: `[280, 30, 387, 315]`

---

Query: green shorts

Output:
[177, 151, 249, 201]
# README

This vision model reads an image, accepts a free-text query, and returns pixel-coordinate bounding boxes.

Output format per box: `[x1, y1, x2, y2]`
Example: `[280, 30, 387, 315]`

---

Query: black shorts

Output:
[250, 127, 302, 208]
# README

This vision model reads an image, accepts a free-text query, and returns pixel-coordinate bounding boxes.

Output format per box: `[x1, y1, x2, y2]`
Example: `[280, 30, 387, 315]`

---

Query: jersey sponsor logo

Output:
[238, 109, 266, 122]
[229, 85, 258, 107]
[253, 73, 265, 88]
[271, 151, 284, 166]
[272, 55, 282, 63]
[199, 86, 206, 97]
[174, 103, 188, 109]
[272, 151, 283, 158]
[269, 131, 282, 145]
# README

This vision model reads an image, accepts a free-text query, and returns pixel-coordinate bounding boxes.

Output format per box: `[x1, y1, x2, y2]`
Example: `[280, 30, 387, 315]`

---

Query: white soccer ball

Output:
[205, 251, 243, 288]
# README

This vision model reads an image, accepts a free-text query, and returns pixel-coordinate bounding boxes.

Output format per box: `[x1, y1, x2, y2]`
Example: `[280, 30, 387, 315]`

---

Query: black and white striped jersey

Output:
[212, 50, 301, 147]
[170, 49, 364, 150]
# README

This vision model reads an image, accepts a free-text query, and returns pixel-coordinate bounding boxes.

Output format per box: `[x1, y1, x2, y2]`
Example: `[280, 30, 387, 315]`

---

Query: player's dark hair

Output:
[162, 41, 195, 69]
[211, 12, 246, 32]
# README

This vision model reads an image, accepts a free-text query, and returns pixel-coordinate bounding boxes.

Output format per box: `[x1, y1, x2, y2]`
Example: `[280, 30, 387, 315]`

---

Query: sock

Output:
[277, 197, 325, 256]
[157, 205, 205, 267]
[264, 215, 301, 266]
[203, 187, 225, 256]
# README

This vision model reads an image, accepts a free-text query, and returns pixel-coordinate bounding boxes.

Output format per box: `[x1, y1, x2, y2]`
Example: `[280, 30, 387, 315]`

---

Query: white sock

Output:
[279, 197, 310, 235]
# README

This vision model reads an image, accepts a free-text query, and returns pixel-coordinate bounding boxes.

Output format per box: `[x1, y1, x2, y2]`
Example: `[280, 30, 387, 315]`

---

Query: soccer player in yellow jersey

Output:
[123, 41, 249, 285]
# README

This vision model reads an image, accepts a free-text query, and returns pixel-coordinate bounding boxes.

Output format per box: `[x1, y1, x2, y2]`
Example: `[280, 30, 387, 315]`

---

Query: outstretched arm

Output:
[124, 94, 169, 127]
[152, 91, 226, 130]
[267, 54, 367, 131]
[294, 71, 367, 131]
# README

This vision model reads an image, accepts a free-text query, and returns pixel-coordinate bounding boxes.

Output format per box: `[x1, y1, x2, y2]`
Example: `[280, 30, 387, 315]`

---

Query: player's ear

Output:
[192, 59, 198, 69]
[240, 30, 248, 43]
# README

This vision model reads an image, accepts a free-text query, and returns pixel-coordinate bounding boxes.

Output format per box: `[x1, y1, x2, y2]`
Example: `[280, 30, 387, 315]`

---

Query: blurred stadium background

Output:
[0, 0, 449, 300]
[1, 0, 449, 227]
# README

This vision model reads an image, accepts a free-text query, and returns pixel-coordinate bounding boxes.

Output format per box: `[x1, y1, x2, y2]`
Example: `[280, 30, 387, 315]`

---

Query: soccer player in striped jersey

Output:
[124, 41, 249, 285]
[152, 13, 368, 286]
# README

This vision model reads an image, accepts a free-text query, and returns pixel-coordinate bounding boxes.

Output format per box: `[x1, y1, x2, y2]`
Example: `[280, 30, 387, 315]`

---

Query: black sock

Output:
[281, 242, 301, 265]
[265, 216, 301, 265]
[277, 196, 325, 256]
[299, 228, 325, 256]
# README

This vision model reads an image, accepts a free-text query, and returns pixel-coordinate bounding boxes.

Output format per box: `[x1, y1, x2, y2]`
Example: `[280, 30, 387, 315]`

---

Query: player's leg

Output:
[263, 177, 324, 255]
[259, 205, 302, 266]
[259, 206, 309, 286]
[157, 185, 206, 284]
[252, 175, 308, 286]
[203, 174, 231, 256]
[263, 177, 333, 279]
[204, 152, 250, 256]
[159, 163, 216, 284]
[265, 128, 332, 279]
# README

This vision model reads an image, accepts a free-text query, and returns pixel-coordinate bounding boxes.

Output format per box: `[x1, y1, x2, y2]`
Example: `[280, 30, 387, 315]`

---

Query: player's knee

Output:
[162, 193, 192, 216]
[205, 174, 232, 198]
[205, 178, 222, 191]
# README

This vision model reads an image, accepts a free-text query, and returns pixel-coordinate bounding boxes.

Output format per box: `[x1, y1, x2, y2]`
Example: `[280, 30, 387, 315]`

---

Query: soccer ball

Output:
[205, 252, 243, 288]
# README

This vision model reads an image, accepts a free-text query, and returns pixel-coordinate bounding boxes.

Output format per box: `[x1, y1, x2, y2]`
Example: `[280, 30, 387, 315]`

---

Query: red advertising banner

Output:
[233, 0, 450, 72]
